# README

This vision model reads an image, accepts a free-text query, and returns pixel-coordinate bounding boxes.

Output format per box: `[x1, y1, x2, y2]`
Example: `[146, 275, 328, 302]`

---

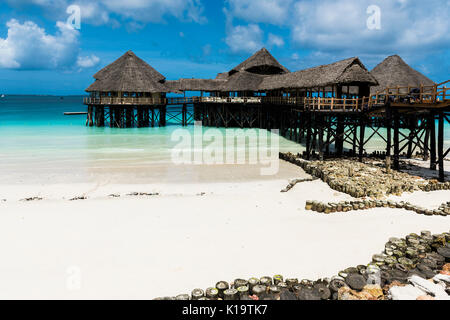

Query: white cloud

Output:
[224, 0, 450, 60]
[225, 24, 263, 54]
[6, 0, 206, 26]
[292, 0, 450, 56]
[267, 33, 284, 47]
[226, 0, 293, 25]
[0, 19, 99, 70]
[77, 55, 100, 68]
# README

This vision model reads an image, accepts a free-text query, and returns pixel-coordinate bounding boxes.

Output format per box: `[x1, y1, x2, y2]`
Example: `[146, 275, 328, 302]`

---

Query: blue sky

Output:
[0, 0, 449, 95]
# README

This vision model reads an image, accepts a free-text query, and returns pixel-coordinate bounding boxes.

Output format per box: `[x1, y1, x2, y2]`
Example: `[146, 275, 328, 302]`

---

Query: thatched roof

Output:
[216, 72, 229, 80]
[370, 55, 435, 94]
[230, 48, 289, 76]
[259, 57, 378, 91]
[220, 71, 266, 92]
[165, 79, 226, 92]
[86, 51, 168, 93]
[93, 51, 165, 82]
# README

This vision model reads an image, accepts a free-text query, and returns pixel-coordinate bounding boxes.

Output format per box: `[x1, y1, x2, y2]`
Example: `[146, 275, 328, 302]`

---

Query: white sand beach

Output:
[0, 160, 448, 299]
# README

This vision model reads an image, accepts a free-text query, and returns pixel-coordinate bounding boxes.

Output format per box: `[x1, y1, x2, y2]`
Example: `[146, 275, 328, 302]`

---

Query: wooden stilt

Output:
[423, 117, 430, 161]
[386, 105, 392, 158]
[438, 112, 445, 182]
[336, 115, 344, 156]
[306, 112, 312, 160]
[429, 112, 437, 170]
[359, 115, 365, 162]
[393, 110, 400, 170]
[318, 116, 324, 161]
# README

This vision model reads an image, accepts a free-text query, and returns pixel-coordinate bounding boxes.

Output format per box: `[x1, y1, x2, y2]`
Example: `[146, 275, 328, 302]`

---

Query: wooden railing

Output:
[372, 81, 450, 105]
[199, 97, 262, 104]
[84, 80, 449, 110]
[83, 97, 166, 105]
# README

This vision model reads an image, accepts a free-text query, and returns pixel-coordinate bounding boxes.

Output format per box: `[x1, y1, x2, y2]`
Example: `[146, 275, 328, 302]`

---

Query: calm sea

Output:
[0, 95, 448, 184]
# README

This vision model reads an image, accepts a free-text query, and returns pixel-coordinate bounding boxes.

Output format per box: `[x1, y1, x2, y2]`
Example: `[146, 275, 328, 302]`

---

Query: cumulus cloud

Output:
[291, 0, 450, 55]
[0, 19, 99, 70]
[6, 0, 206, 26]
[224, 0, 450, 61]
[225, 24, 263, 54]
[267, 33, 284, 48]
[77, 55, 100, 68]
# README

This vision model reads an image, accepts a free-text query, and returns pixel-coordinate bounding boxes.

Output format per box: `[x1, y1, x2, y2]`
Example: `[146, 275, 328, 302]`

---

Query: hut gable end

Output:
[86, 51, 168, 93]
[230, 48, 290, 76]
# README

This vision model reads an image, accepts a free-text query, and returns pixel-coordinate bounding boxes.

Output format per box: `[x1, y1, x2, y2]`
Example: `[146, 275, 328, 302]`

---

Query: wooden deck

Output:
[83, 79, 449, 113]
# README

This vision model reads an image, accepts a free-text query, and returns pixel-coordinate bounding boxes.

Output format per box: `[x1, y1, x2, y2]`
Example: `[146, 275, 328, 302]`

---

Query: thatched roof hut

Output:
[370, 55, 435, 94]
[165, 78, 226, 93]
[229, 47, 289, 76]
[219, 71, 266, 92]
[86, 51, 168, 93]
[259, 57, 378, 91]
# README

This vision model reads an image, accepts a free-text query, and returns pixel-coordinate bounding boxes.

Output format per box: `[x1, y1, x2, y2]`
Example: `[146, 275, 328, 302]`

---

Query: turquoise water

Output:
[0, 95, 303, 184]
[0, 95, 448, 184]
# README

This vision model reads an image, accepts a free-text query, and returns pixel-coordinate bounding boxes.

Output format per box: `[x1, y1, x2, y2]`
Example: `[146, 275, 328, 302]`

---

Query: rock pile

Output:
[305, 200, 450, 216]
[280, 152, 450, 199]
[155, 231, 450, 300]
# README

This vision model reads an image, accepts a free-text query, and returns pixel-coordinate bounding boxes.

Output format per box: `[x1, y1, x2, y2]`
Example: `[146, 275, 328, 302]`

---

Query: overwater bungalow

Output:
[85, 50, 169, 127]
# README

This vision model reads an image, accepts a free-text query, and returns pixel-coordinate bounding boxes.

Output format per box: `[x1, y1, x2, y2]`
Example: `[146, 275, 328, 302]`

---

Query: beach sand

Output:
[0, 160, 449, 299]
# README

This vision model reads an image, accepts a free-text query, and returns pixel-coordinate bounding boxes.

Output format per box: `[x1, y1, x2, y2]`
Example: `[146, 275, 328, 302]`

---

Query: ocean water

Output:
[0, 95, 304, 184]
[0, 95, 448, 185]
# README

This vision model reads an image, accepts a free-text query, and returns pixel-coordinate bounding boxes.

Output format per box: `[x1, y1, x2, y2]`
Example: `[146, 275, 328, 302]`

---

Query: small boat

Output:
[1, 94, 5, 98]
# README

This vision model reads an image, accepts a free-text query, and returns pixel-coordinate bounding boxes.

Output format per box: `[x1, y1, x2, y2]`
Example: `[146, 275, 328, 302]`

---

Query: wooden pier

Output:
[84, 50, 449, 181]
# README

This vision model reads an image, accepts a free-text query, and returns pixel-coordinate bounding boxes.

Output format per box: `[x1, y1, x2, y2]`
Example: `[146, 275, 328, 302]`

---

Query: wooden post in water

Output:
[423, 118, 430, 161]
[325, 115, 330, 156]
[359, 115, 365, 162]
[160, 105, 166, 127]
[406, 116, 415, 158]
[318, 116, 324, 161]
[438, 111, 445, 182]
[108, 107, 113, 128]
[125, 107, 133, 128]
[306, 112, 312, 160]
[429, 112, 437, 170]
[393, 111, 400, 170]
[182, 104, 187, 126]
[137, 107, 143, 128]
[386, 104, 392, 159]
[336, 115, 344, 157]
[98, 106, 105, 127]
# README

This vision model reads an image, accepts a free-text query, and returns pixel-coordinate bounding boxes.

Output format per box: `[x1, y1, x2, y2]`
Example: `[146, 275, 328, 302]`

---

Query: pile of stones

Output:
[280, 153, 450, 199]
[305, 200, 449, 216]
[155, 231, 450, 300]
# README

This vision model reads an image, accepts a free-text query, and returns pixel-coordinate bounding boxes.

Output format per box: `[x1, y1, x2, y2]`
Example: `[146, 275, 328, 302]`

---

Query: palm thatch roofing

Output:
[370, 55, 435, 94]
[215, 72, 229, 80]
[219, 71, 266, 92]
[165, 78, 226, 93]
[86, 51, 168, 93]
[230, 48, 290, 76]
[259, 57, 378, 91]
